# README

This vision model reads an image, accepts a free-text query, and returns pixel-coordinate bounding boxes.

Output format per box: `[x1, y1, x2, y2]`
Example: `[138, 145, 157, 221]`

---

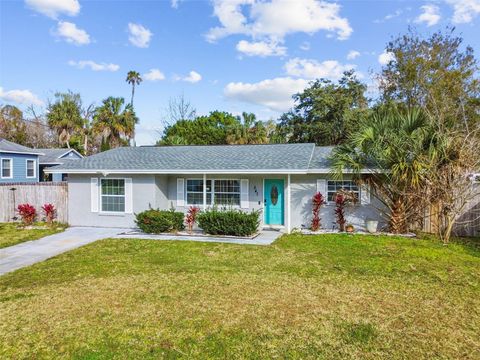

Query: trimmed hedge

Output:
[135, 209, 185, 234]
[197, 207, 260, 237]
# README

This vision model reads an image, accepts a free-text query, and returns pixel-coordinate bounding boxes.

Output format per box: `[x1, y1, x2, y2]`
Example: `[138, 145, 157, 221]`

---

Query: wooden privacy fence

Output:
[423, 183, 480, 238]
[0, 182, 68, 223]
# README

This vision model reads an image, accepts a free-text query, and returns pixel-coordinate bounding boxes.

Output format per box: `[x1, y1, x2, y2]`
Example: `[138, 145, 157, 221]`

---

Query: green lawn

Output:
[0, 222, 66, 249]
[0, 234, 479, 359]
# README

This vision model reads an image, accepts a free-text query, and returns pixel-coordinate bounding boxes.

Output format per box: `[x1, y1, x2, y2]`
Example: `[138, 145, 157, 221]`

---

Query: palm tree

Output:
[46, 92, 85, 149]
[227, 112, 268, 144]
[92, 97, 139, 149]
[331, 106, 436, 233]
[126, 71, 142, 106]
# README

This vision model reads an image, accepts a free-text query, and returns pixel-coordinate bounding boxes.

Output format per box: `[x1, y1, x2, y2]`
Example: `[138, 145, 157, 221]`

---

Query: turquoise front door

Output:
[264, 179, 284, 225]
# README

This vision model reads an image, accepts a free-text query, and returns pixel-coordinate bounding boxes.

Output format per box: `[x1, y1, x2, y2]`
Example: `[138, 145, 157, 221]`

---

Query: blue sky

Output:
[1, 0, 479, 145]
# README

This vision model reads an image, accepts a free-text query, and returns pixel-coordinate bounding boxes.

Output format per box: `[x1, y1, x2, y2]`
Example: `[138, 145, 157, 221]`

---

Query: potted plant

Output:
[365, 219, 379, 233]
[346, 224, 354, 233]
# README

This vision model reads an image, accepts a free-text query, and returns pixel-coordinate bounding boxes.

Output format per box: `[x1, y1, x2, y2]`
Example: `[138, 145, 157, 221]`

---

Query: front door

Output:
[264, 179, 284, 225]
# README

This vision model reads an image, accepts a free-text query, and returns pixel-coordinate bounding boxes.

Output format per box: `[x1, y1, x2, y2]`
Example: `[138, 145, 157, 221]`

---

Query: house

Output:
[37, 148, 83, 182]
[46, 143, 384, 232]
[0, 138, 42, 183]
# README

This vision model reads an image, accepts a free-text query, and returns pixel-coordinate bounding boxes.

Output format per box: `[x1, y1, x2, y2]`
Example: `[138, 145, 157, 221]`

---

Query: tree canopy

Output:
[276, 70, 369, 146]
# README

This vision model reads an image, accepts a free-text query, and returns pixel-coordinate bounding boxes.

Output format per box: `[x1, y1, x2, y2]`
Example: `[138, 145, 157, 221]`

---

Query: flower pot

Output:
[366, 220, 378, 233]
[346, 225, 354, 233]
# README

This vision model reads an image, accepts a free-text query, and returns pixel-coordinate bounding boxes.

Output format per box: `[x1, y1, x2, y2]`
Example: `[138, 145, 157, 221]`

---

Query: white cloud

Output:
[415, 4, 441, 26]
[284, 58, 355, 80]
[374, 9, 403, 23]
[68, 60, 120, 72]
[25, 0, 80, 19]
[378, 50, 395, 65]
[55, 21, 90, 45]
[236, 39, 286, 57]
[175, 70, 202, 83]
[128, 23, 152, 48]
[171, 0, 182, 8]
[143, 69, 165, 81]
[347, 50, 360, 60]
[224, 77, 309, 112]
[300, 41, 310, 51]
[0, 87, 44, 106]
[445, 0, 480, 24]
[206, 0, 352, 56]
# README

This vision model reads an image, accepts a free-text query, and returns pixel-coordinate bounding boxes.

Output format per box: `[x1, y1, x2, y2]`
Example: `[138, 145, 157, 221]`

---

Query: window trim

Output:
[185, 178, 241, 207]
[25, 159, 36, 179]
[186, 178, 213, 207]
[1, 158, 13, 179]
[100, 178, 126, 214]
[326, 180, 360, 205]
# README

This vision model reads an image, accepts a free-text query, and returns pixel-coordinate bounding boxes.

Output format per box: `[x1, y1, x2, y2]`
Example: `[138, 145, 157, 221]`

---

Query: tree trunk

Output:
[131, 84, 135, 107]
[389, 198, 406, 233]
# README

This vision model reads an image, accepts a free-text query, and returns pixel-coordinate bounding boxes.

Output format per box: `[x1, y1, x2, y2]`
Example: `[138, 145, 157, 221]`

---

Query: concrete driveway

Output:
[0, 227, 123, 276]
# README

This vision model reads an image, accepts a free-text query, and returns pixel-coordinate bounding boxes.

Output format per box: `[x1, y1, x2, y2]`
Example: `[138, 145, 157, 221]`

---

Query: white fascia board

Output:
[307, 168, 384, 174]
[44, 168, 309, 175]
[0, 150, 45, 156]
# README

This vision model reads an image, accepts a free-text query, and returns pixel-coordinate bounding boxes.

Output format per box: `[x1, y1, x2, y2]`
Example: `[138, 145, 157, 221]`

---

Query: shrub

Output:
[135, 209, 185, 234]
[42, 203, 56, 224]
[185, 206, 200, 233]
[334, 190, 356, 232]
[197, 207, 260, 237]
[311, 192, 325, 231]
[17, 203, 36, 225]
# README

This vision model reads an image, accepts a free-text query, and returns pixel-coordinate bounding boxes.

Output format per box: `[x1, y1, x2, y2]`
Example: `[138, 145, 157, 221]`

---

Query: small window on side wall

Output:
[1, 158, 12, 178]
[26, 159, 36, 178]
[326, 180, 359, 203]
[101, 179, 125, 212]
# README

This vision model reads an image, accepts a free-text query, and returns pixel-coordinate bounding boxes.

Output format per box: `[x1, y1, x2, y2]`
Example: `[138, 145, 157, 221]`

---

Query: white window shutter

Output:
[125, 178, 133, 213]
[361, 183, 371, 205]
[316, 179, 326, 195]
[177, 178, 185, 207]
[240, 179, 249, 209]
[91, 178, 99, 212]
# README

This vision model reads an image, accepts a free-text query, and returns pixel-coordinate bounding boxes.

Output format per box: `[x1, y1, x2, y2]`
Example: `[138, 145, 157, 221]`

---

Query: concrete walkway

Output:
[0, 227, 282, 276]
[114, 229, 283, 245]
[0, 227, 123, 275]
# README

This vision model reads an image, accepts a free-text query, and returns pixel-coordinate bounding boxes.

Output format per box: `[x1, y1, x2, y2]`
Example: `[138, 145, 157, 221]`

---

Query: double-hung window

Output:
[185, 179, 241, 206]
[1, 158, 12, 178]
[214, 180, 240, 206]
[101, 179, 125, 212]
[26, 159, 36, 178]
[186, 179, 212, 205]
[327, 180, 359, 203]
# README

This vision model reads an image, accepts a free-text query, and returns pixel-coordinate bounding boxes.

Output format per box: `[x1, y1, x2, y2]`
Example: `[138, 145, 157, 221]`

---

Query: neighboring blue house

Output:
[37, 148, 83, 182]
[0, 138, 42, 183]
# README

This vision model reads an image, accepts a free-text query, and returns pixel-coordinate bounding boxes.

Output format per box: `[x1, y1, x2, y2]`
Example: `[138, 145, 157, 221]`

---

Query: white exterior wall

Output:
[68, 173, 386, 231]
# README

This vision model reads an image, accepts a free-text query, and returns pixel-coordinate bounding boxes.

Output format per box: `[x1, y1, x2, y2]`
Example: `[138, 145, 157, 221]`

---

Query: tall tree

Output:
[277, 70, 369, 146]
[92, 97, 138, 149]
[226, 112, 268, 145]
[379, 27, 480, 130]
[158, 111, 239, 145]
[46, 91, 85, 149]
[126, 71, 142, 106]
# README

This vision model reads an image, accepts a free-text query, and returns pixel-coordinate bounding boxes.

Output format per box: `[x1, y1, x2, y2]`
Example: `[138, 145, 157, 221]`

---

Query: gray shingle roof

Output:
[0, 138, 43, 155]
[308, 146, 334, 169]
[49, 144, 318, 173]
[37, 149, 83, 164]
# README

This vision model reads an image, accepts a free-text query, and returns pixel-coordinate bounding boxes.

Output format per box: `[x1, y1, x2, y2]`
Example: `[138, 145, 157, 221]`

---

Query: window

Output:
[327, 180, 359, 202]
[26, 159, 36, 178]
[186, 179, 241, 206]
[101, 179, 125, 212]
[1, 158, 12, 178]
[186, 179, 212, 205]
[214, 180, 240, 206]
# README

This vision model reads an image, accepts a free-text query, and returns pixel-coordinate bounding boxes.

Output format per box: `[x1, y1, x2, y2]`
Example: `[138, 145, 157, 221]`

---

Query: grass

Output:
[0, 222, 66, 249]
[0, 233, 479, 359]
